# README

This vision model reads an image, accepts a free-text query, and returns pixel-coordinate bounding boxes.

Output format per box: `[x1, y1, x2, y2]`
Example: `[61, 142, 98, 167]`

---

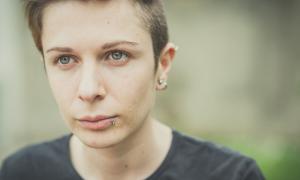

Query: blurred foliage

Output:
[231, 142, 300, 180]
[198, 134, 300, 180]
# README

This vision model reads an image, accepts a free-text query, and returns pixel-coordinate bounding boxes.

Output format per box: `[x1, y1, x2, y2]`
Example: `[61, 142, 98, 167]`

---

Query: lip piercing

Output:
[112, 119, 116, 126]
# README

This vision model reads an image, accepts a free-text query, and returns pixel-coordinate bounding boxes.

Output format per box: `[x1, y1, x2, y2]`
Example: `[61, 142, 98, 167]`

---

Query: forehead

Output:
[42, 0, 142, 26]
[41, 0, 149, 50]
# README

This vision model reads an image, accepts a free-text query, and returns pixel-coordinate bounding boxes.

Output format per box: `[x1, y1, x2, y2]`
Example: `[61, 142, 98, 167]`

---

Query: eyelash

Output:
[56, 55, 76, 64]
[104, 50, 130, 64]
[53, 50, 131, 68]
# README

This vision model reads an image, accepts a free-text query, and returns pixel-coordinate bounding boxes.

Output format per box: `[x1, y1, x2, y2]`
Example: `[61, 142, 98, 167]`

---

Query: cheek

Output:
[111, 67, 156, 117]
[47, 73, 76, 114]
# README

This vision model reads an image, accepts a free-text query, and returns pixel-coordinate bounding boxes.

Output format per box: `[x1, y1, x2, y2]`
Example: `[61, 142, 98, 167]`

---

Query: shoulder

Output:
[0, 134, 71, 179]
[173, 130, 244, 160]
[170, 130, 265, 180]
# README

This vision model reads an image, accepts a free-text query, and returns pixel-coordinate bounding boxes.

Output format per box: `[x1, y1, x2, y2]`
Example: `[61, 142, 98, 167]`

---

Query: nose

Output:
[77, 64, 106, 103]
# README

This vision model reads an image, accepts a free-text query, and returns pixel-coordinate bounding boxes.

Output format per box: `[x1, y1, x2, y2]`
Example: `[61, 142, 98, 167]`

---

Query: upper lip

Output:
[78, 115, 117, 122]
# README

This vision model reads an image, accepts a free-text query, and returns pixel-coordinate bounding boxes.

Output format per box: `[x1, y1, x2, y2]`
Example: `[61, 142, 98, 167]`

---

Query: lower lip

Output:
[78, 117, 116, 130]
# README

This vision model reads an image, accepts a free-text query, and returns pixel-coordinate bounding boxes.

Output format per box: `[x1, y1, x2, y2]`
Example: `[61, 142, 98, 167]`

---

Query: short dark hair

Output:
[24, 0, 169, 69]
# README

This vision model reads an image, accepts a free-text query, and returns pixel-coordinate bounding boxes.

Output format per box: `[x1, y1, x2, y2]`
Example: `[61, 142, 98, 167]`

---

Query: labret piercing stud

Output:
[112, 119, 116, 126]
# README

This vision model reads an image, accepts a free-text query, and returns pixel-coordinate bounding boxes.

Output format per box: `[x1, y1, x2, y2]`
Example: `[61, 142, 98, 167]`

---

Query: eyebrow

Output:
[102, 41, 139, 49]
[46, 41, 139, 53]
[46, 47, 73, 53]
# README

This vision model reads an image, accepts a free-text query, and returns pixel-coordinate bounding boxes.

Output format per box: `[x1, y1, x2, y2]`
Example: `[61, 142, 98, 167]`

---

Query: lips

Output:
[78, 115, 118, 130]
[79, 115, 117, 122]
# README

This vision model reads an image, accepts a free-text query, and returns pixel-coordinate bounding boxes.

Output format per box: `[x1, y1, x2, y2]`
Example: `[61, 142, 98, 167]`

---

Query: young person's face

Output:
[42, 0, 162, 148]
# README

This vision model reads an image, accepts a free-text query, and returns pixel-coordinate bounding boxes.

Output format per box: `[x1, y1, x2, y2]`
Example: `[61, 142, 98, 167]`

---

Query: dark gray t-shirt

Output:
[0, 130, 265, 180]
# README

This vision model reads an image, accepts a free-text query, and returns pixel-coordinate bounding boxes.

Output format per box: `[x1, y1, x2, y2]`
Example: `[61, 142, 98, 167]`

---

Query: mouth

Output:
[79, 115, 118, 122]
[77, 115, 118, 130]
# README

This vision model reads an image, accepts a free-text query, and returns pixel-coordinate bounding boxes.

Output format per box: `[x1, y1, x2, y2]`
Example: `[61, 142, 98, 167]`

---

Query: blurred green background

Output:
[1, 0, 300, 179]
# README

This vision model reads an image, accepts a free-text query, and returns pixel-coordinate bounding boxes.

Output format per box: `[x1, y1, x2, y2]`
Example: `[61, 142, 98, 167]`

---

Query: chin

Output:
[74, 127, 128, 149]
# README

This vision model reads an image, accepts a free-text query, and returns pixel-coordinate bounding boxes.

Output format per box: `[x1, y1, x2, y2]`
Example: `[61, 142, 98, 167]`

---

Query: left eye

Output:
[108, 51, 128, 61]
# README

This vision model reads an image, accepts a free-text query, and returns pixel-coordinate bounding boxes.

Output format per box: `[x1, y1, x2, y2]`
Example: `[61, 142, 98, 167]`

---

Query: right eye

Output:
[58, 56, 73, 64]
[55, 55, 77, 70]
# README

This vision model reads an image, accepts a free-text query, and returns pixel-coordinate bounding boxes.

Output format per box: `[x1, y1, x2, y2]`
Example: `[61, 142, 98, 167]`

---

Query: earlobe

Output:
[156, 42, 177, 91]
[156, 78, 168, 91]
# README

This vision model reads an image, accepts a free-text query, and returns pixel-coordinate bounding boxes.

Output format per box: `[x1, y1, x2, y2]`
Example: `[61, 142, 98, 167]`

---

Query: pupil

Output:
[112, 52, 122, 60]
[60, 57, 70, 64]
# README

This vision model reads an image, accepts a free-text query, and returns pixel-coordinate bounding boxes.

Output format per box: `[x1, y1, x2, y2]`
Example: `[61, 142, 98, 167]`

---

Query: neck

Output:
[70, 118, 172, 180]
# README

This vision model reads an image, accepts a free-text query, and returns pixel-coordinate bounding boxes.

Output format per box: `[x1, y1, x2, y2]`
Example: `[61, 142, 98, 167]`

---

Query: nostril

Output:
[78, 93, 91, 102]
[77, 69, 106, 103]
[78, 86, 106, 103]
[79, 94, 104, 103]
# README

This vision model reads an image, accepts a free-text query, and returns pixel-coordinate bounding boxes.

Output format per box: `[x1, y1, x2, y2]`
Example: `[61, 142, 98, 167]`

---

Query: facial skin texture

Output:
[42, 1, 175, 179]
[43, 0, 152, 147]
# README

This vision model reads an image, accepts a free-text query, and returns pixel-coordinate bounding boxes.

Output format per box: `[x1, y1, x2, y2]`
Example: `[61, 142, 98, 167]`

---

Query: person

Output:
[0, 0, 265, 179]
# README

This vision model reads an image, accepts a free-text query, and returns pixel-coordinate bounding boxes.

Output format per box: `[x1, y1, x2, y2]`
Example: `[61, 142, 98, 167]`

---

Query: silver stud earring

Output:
[158, 79, 168, 90]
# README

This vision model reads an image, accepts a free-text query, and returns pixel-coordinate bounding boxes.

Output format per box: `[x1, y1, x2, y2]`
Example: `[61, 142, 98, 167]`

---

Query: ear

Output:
[156, 42, 177, 90]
